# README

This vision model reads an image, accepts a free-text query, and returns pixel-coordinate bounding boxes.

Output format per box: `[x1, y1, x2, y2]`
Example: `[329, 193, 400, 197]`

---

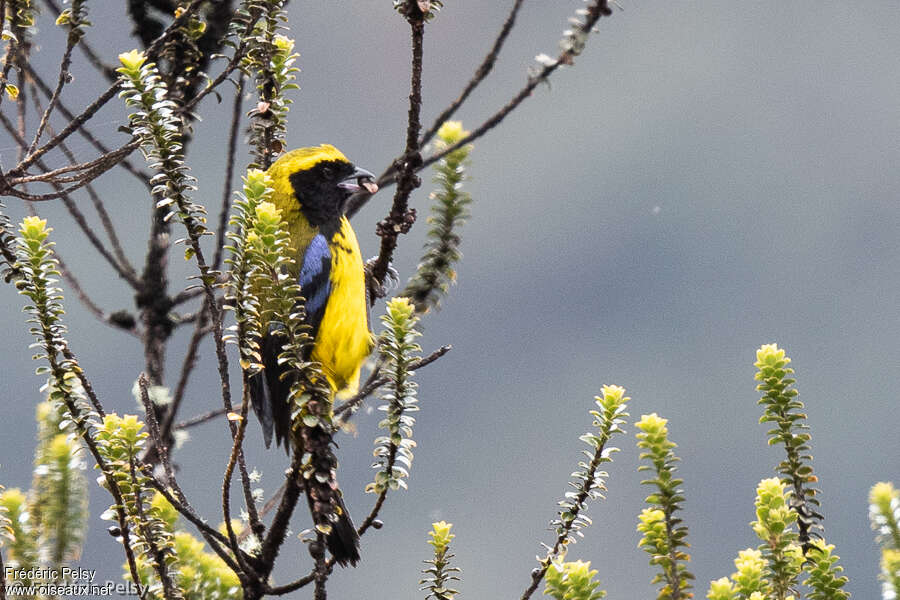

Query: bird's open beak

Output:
[338, 166, 379, 194]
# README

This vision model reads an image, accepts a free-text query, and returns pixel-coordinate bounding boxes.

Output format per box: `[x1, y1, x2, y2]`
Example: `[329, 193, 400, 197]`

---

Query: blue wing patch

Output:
[299, 233, 332, 340]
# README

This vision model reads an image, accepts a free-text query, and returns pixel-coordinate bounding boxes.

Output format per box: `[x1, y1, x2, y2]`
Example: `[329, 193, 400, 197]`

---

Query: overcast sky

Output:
[1, 2, 899, 598]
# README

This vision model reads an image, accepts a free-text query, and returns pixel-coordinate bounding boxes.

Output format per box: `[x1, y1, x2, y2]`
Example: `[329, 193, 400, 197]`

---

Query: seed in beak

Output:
[361, 179, 379, 194]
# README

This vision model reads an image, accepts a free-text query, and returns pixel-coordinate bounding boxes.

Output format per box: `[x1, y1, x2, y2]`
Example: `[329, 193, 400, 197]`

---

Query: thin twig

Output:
[347, 0, 614, 218]
[4, 98, 142, 288]
[7, 141, 139, 185]
[42, 0, 119, 81]
[257, 450, 305, 587]
[55, 252, 140, 336]
[140, 469, 245, 576]
[418, 0, 525, 148]
[212, 76, 244, 271]
[157, 296, 213, 446]
[7, 0, 207, 178]
[23, 62, 151, 187]
[26, 5, 81, 157]
[174, 407, 227, 430]
[29, 87, 139, 278]
[222, 381, 261, 577]
[138, 374, 179, 487]
[335, 344, 451, 419]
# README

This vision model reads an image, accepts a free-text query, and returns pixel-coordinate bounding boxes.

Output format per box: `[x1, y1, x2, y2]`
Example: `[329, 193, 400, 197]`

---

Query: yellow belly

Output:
[310, 217, 373, 395]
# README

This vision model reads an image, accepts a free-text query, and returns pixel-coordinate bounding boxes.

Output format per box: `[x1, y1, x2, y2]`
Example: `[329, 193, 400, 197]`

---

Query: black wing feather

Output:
[249, 234, 332, 449]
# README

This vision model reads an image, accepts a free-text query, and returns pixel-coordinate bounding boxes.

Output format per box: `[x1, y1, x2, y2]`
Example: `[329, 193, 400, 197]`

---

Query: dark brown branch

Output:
[7, 0, 207, 179]
[23, 62, 151, 187]
[425, 1, 614, 175]
[156, 293, 226, 446]
[0, 139, 142, 202]
[140, 469, 244, 576]
[136, 389, 251, 581]
[0, 106, 142, 288]
[254, 450, 305, 596]
[7, 142, 139, 185]
[160, 311, 207, 430]
[28, 88, 140, 279]
[367, 2, 428, 295]
[418, 0, 525, 148]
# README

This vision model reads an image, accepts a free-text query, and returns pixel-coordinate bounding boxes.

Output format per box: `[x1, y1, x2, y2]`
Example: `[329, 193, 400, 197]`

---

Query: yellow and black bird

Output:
[250, 145, 377, 567]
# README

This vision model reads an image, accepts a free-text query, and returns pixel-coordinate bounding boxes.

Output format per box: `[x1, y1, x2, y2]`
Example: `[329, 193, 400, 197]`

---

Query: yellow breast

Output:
[310, 217, 373, 395]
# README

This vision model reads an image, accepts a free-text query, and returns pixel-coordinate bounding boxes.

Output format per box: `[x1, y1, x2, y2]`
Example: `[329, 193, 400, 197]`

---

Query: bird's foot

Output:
[364, 256, 399, 300]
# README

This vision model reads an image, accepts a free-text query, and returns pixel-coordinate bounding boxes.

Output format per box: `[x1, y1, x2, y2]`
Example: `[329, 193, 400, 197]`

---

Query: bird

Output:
[249, 144, 378, 567]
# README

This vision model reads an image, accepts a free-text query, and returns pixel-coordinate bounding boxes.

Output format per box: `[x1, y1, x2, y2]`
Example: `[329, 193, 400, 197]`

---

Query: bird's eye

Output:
[322, 166, 333, 178]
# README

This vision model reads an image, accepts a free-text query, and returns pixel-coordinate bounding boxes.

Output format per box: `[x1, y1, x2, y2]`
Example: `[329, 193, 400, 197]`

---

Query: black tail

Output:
[249, 333, 361, 566]
[327, 493, 361, 567]
[249, 333, 294, 449]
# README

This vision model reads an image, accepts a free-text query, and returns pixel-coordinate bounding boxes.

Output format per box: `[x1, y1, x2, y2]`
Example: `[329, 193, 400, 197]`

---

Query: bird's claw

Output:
[364, 256, 399, 300]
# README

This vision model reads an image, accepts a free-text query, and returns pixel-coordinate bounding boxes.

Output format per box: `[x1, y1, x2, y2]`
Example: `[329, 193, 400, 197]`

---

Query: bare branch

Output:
[26, 2, 82, 157]
[419, 0, 525, 148]
[368, 2, 428, 296]
[42, 0, 119, 81]
[23, 61, 152, 187]
[334, 344, 451, 420]
[7, 0, 207, 178]
[212, 77, 245, 271]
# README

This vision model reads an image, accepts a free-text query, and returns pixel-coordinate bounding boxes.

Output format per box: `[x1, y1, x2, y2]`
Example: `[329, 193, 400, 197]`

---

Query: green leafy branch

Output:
[420, 521, 460, 600]
[870, 482, 900, 600]
[403, 121, 473, 314]
[755, 343, 823, 552]
[704, 344, 850, 600]
[9, 215, 162, 592]
[522, 385, 629, 600]
[635, 413, 693, 600]
[0, 200, 21, 282]
[751, 477, 803, 599]
[117, 49, 211, 268]
[30, 399, 88, 570]
[223, 168, 275, 376]
[368, 297, 422, 495]
[544, 559, 606, 600]
[127, 493, 243, 600]
[96, 414, 182, 600]
[234, 0, 297, 169]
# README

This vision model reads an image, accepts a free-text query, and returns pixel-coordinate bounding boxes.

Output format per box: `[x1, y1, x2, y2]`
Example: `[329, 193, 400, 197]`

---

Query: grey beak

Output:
[338, 166, 378, 193]
[349, 166, 375, 180]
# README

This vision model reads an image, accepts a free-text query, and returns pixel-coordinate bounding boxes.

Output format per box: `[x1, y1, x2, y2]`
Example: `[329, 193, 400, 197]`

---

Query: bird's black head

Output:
[284, 147, 375, 234]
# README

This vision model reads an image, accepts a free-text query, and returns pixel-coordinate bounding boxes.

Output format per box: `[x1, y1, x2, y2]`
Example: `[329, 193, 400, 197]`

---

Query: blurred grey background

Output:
[1, 1, 899, 598]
